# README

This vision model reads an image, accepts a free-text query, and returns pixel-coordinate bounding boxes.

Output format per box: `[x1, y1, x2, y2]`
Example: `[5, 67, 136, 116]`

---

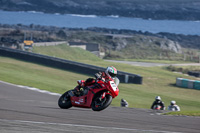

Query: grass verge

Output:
[164, 111, 200, 116]
[32, 44, 102, 62]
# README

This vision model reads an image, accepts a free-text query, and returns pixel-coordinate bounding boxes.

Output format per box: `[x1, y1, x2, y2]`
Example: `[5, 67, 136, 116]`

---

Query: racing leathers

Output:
[74, 72, 109, 96]
[168, 105, 180, 111]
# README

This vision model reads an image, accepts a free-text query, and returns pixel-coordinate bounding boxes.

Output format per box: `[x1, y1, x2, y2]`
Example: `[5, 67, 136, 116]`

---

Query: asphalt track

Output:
[0, 81, 200, 133]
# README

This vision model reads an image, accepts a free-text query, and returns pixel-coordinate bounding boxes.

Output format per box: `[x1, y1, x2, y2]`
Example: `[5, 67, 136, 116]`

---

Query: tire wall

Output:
[176, 78, 200, 90]
[188, 71, 200, 78]
[0, 47, 143, 84]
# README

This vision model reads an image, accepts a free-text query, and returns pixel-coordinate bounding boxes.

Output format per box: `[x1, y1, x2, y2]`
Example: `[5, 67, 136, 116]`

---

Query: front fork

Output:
[101, 92, 106, 99]
[99, 92, 110, 103]
[95, 92, 111, 107]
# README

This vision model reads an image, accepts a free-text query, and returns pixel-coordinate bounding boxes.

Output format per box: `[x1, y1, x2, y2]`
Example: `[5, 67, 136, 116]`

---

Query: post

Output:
[125, 75, 129, 83]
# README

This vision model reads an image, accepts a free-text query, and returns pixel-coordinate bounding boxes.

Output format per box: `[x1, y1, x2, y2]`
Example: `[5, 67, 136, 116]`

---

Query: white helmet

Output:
[171, 100, 176, 105]
[105, 66, 117, 78]
[155, 96, 161, 101]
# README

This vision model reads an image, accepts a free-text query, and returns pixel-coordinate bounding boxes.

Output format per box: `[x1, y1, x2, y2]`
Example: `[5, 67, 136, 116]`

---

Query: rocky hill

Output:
[87, 27, 200, 49]
[2, 24, 200, 61]
[1, 0, 200, 20]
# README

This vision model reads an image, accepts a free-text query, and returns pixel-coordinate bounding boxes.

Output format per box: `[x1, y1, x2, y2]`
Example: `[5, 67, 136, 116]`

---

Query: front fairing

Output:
[113, 77, 120, 86]
[108, 80, 119, 98]
[91, 80, 119, 98]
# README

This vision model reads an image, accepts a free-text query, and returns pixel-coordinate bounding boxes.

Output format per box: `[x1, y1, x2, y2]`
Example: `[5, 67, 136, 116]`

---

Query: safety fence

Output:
[188, 71, 200, 78]
[0, 46, 143, 84]
[176, 78, 200, 90]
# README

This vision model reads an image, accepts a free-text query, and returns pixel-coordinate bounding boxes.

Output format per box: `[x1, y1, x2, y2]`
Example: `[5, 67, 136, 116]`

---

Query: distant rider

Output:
[74, 66, 118, 96]
[151, 96, 165, 110]
[168, 100, 180, 111]
[121, 99, 129, 107]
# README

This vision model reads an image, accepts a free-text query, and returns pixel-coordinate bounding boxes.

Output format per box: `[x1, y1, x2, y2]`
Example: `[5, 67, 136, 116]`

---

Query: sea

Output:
[0, 10, 200, 35]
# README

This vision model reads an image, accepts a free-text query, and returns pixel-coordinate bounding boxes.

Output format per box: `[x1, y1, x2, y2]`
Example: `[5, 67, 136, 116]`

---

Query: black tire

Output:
[58, 91, 72, 109]
[91, 94, 112, 111]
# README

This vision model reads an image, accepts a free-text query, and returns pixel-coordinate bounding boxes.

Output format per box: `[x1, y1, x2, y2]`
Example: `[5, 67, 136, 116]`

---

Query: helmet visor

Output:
[109, 72, 117, 78]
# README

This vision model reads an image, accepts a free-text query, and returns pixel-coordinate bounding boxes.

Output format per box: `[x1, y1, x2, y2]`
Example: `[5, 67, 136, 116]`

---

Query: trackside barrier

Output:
[188, 71, 200, 77]
[176, 78, 200, 90]
[181, 79, 189, 88]
[194, 81, 200, 90]
[0, 46, 143, 84]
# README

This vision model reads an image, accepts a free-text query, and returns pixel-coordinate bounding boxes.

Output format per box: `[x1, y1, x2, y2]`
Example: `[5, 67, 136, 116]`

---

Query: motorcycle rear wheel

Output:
[91, 94, 112, 111]
[58, 91, 72, 109]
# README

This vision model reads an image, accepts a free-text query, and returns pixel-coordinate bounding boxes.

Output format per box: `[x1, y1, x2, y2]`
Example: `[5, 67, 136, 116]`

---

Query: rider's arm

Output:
[151, 101, 156, 109]
[95, 72, 106, 79]
[176, 105, 181, 111]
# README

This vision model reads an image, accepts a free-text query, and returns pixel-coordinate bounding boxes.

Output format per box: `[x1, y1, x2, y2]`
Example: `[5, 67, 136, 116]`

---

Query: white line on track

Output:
[0, 119, 182, 133]
[0, 80, 61, 96]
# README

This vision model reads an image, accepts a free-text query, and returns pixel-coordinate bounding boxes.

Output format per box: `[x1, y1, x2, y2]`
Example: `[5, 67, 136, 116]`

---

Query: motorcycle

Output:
[58, 76, 119, 111]
[153, 105, 162, 110]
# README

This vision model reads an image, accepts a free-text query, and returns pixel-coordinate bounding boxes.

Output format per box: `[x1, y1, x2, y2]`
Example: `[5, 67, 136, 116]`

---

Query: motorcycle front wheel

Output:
[91, 94, 112, 111]
[58, 91, 72, 109]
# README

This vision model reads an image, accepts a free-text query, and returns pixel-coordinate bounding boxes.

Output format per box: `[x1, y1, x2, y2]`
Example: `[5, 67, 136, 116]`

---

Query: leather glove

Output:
[95, 72, 101, 79]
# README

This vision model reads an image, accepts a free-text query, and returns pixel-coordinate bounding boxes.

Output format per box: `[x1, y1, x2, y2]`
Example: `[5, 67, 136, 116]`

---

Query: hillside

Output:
[33, 44, 102, 62]
[0, 0, 200, 20]
[1, 24, 200, 62]
[68, 30, 184, 60]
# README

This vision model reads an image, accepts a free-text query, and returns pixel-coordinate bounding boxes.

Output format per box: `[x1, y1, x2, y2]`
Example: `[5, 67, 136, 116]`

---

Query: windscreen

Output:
[114, 77, 120, 86]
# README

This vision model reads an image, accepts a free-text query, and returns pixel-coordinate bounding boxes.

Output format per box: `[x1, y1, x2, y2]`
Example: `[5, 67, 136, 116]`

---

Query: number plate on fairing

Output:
[110, 81, 117, 91]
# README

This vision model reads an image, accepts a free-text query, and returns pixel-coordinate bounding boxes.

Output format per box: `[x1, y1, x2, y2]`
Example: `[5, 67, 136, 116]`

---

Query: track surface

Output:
[0, 81, 200, 133]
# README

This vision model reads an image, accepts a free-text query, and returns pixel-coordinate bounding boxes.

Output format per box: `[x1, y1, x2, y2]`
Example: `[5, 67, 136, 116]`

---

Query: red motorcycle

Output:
[58, 77, 119, 111]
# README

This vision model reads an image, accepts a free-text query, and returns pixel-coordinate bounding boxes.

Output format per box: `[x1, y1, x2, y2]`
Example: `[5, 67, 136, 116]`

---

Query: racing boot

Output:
[74, 85, 81, 96]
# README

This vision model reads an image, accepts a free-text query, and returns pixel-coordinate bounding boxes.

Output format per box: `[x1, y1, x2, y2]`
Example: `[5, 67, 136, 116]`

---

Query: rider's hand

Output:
[101, 78, 105, 82]
[95, 72, 101, 79]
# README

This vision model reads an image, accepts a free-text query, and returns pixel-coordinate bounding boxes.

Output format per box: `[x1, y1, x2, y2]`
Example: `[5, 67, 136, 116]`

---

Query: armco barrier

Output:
[0, 46, 143, 84]
[188, 71, 200, 77]
[176, 78, 200, 90]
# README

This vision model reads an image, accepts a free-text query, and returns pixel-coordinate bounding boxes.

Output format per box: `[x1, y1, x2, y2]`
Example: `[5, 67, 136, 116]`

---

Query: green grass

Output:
[32, 44, 102, 62]
[0, 56, 89, 93]
[166, 65, 200, 74]
[117, 59, 195, 64]
[32, 44, 193, 65]
[164, 111, 200, 116]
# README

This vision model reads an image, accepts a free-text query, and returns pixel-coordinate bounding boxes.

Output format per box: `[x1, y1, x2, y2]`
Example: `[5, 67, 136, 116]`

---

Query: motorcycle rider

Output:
[168, 100, 180, 111]
[74, 66, 118, 96]
[151, 96, 165, 110]
[95, 66, 117, 81]
[121, 99, 129, 107]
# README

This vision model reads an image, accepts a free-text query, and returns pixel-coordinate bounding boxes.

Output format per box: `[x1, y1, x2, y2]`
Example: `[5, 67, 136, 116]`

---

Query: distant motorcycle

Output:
[58, 77, 119, 111]
[153, 105, 162, 110]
